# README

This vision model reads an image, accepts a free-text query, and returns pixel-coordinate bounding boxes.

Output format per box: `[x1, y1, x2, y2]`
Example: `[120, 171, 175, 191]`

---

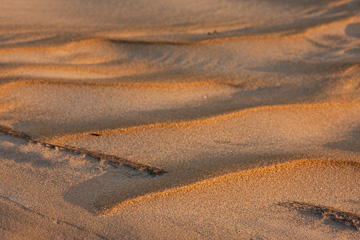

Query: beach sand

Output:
[1, 0, 360, 239]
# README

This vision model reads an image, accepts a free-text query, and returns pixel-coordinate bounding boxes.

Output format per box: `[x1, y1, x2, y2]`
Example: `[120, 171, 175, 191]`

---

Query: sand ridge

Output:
[0, 125, 166, 176]
[100, 159, 360, 215]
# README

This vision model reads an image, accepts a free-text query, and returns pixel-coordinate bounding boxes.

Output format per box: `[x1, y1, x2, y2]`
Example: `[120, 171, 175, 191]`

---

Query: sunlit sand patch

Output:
[0, 125, 165, 176]
[1, 1, 360, 239]
[0, 196, 106, 239]
[101, 159, 360, 215]
[1, 66, 115, 79]
[0, 38, 124, 65]
[101, 159, 360, 239]
[52, 103, 360, 169]
[0, 80, 239, 139]
[52, 103, 360, 213]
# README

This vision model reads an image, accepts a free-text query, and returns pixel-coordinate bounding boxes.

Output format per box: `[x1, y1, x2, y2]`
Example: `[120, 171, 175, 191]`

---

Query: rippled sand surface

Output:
[1, 1, 360, 239]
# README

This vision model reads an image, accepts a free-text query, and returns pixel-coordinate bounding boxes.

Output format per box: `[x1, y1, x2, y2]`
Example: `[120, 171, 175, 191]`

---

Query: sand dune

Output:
[103, 159, 360, 239]
[1, 134, 359, 238]
[49, 103, 360, 209]
[1, 0, 360, 239]
[1, 0, 358, 41]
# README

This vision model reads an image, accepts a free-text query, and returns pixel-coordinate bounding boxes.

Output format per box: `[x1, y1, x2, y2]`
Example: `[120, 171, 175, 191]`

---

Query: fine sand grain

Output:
[1, 0, 360, 239]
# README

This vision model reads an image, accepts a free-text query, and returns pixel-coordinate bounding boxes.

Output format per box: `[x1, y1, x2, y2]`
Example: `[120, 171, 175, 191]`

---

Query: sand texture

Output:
[1, 0, 360, 239]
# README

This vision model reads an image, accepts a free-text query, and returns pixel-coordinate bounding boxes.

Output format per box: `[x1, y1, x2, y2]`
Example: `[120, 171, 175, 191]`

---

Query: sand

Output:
[1, 0, 360, 239]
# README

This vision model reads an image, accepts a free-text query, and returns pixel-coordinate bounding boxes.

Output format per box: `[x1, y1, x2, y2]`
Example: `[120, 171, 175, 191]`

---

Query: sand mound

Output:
[101, 159, 360, 239]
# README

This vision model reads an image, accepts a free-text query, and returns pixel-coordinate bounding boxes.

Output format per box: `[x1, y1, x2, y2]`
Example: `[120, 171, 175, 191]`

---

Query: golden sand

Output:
[1, 0, 360, 239]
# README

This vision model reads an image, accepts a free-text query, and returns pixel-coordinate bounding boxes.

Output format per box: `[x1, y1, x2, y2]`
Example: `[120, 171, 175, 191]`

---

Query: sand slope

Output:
[1, 0, 360, 239]
[1, 133, 360, 239]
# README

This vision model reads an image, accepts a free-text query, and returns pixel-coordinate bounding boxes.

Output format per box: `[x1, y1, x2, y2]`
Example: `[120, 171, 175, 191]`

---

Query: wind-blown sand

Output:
[1, 0, 360, 239]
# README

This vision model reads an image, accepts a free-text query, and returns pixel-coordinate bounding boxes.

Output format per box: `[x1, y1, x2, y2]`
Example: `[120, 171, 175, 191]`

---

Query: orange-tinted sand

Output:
[1, 0, 360, 239]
